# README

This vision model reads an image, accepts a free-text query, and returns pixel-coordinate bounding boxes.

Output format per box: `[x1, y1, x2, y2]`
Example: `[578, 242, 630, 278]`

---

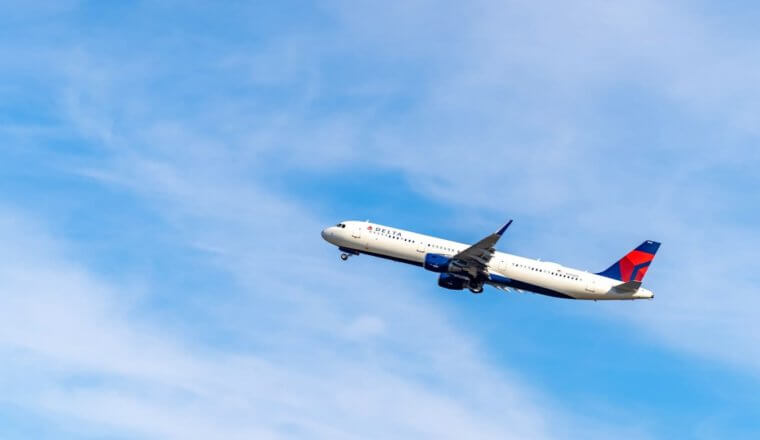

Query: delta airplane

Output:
[321, 220, 659, 300]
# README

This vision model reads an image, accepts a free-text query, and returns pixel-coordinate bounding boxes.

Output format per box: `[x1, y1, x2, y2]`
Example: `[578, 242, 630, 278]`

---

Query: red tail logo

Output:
[597, 241, 660, 282]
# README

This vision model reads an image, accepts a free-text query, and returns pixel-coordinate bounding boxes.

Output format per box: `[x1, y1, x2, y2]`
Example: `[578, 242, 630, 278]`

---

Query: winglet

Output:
[496, 219, 513, 236]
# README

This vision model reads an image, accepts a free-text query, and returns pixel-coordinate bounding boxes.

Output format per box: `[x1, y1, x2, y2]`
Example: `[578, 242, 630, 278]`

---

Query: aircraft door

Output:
[352, 224, 362, 239]
[416, 240, 426, 253]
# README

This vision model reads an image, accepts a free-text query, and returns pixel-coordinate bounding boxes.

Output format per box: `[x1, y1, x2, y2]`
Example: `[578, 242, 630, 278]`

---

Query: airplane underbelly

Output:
[498, 269, 582, 298]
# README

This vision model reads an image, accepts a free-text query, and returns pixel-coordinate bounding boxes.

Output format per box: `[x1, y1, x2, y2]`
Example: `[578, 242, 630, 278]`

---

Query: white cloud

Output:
[23, 0, 756, 381]
[344, 315, 386, 340]
[0, 207, 561, 439]
[316, 0, 760, 375]
[1, 1, 758, 437]
[2, 160, 657, 438]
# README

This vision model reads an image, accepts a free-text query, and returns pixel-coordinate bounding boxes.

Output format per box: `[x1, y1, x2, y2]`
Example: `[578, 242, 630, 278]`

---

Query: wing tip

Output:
[496, 219, 513, 236]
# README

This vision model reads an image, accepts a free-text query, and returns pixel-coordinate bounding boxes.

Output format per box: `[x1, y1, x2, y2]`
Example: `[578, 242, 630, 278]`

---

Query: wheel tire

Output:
[469, 286, 484, 294]
[340, 253, 349, 261]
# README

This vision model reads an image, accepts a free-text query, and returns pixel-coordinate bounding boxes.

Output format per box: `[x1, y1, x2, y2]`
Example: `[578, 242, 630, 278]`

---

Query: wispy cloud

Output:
[3, 184, 646, 439]
[317, 0, 760, 375]
[1, 1, 758, 438]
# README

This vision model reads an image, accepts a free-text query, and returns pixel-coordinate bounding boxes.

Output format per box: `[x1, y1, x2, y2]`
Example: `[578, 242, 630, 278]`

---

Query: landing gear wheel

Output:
[469, 285, 484, 294]
[340, 253, 349, 261]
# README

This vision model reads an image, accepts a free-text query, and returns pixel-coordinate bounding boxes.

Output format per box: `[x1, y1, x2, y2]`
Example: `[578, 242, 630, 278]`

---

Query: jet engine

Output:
[438, 273, 467, 290]
[424, 253, 452, 273]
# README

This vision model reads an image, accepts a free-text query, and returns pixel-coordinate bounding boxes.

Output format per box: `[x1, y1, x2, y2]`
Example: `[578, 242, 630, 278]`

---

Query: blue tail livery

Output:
[597, 240, 661, 282]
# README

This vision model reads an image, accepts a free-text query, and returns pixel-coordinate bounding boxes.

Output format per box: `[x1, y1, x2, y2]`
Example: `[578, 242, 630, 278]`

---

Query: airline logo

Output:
[598, 240, 661, 282]
[368, 225, 403, 237]
[620, 250, 654, 282]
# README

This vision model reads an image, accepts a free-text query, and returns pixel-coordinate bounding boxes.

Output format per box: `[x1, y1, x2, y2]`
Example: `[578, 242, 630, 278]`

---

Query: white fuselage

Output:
[322, 220, 654, 300]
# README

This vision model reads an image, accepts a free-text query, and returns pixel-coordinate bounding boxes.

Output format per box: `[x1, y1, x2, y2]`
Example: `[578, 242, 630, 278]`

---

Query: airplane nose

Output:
[322, 226, 340, 244]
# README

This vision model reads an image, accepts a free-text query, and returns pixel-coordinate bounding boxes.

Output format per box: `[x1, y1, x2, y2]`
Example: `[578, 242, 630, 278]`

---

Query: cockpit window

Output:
[335, 223, 346, 228]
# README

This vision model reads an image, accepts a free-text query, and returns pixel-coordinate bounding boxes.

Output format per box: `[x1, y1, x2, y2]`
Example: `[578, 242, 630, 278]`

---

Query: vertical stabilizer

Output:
[597, 240, 661, 282]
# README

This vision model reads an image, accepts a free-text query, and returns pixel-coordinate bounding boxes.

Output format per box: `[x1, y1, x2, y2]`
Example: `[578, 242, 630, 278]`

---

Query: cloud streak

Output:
[0, 206, 560, 439]
[1, 1, 758, 438]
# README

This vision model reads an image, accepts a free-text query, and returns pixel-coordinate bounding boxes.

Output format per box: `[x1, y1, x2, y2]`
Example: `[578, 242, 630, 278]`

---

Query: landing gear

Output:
[469, 284, 484, 294]
[338, 248, 359, 261]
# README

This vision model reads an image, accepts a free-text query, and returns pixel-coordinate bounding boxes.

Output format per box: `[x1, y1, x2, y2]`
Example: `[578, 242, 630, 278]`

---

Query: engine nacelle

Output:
[424, 253, 452, 273]
[438, 273, 466, 290]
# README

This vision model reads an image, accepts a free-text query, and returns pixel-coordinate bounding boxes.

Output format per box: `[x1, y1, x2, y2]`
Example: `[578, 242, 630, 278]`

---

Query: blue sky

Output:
[1, 1, 759, 438]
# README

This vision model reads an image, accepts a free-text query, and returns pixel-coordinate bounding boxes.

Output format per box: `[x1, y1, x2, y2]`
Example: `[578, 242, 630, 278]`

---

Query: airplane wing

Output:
[450, 220, 512, 278]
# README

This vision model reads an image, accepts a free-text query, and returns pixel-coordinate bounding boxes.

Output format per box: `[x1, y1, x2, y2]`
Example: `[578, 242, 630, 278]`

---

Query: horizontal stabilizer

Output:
[614, 280, 641, 292]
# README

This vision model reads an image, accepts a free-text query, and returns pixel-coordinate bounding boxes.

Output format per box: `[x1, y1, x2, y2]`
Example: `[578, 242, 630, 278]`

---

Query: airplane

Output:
[321, 220, 659, 300]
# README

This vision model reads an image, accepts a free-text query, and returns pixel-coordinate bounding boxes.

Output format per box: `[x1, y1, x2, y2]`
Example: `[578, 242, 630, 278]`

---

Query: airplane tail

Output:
[596, 240, 661, 282]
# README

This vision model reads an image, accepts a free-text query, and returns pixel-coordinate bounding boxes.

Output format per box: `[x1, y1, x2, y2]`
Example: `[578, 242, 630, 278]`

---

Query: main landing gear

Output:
[469, 284, 484, 294]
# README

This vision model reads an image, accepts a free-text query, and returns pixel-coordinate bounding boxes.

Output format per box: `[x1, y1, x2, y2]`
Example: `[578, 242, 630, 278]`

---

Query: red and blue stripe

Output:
[597, 240, 661, 282]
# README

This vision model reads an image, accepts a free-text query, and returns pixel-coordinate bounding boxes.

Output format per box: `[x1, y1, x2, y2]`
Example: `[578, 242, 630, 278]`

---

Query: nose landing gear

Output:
[338, 248, 360, 261]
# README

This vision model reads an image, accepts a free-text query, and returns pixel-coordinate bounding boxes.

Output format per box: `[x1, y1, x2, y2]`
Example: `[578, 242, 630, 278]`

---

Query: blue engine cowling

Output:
[424, 253, 452, 272]
[438, 273, 466, 290]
